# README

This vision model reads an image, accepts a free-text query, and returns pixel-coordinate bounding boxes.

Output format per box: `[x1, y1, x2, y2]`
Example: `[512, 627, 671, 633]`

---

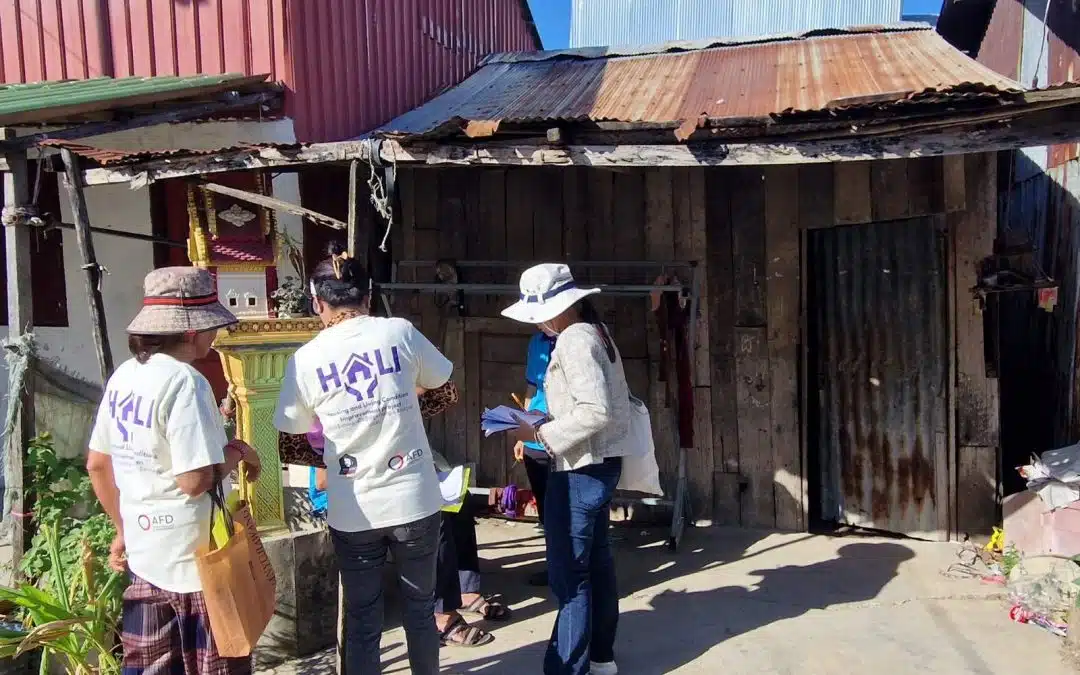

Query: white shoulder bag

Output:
[617, 395, 664, 496]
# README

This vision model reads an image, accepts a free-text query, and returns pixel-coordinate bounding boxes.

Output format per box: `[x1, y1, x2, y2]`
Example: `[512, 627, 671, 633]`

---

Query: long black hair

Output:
[310, 242, 369, 309]
[576, 298, 616, 363]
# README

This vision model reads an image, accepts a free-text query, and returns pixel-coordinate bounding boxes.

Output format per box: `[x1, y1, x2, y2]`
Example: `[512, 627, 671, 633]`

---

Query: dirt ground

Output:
[261, 520, 1077, 675]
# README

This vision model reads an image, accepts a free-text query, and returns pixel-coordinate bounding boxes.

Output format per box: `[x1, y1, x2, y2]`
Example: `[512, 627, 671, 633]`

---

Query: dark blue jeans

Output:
[544, 458, 622, 675]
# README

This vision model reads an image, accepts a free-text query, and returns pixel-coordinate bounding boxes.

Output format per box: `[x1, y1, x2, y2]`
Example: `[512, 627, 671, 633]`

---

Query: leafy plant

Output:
[1002, 544, 1022, 577]
[0, 522, 123, 674]
[271, 276, 311, 318]
[2, 434, 126, 673]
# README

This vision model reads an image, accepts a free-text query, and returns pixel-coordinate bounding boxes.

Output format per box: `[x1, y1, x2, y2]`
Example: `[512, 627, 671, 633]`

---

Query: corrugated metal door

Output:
[808, 217, 949, 539]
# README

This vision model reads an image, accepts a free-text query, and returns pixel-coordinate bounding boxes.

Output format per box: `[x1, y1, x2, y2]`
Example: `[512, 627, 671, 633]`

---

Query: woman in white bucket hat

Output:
[86, 266, 262, 675]
[503, 263, 632, 675]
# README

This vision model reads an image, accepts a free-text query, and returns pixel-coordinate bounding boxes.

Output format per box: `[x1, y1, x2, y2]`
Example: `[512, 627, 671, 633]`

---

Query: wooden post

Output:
[339, 157, 361, 675]
[59, 148, 113, 382]
[2, 128, 33, 576]
[347, 159, 361, 258]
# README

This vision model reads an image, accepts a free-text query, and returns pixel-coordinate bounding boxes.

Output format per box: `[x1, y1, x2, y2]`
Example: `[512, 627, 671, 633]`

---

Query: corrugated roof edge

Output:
[478, 22, 932, 65]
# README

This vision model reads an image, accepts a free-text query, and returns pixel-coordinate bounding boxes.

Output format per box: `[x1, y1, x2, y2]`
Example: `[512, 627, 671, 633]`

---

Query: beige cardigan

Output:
[535, 322, 631, 472]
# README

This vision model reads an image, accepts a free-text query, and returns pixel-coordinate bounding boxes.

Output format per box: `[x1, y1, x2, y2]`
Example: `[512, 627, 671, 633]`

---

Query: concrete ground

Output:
[263, 519, 1076, 675]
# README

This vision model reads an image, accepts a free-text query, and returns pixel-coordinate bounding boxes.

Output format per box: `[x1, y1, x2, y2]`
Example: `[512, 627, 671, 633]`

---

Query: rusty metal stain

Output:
[809, 216, 948, 536]
[382, 26, 1023, 138]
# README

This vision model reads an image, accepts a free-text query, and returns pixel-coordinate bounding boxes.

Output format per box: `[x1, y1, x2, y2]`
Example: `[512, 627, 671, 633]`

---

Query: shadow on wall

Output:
[996, 149, 1080, 496]
[449, 540, 915, 673]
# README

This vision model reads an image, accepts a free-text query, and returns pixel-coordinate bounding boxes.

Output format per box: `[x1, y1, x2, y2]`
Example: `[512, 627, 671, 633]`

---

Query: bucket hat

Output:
[501, 263, 600, 324]
[126, 267, 238, 335]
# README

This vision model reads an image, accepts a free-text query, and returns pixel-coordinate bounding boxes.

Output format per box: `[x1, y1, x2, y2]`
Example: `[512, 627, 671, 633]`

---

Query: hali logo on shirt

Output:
[137, 513, 176, 531]
[107, 390, 155, 442]
[316, 347, 404, 402]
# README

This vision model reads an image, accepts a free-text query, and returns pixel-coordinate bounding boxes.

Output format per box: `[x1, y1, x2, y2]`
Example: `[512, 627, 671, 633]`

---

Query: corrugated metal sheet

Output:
[569, 0, 902, 48]
[0, 0, 539, 142]
[382, 27, 1023, 139]
[809, 217, 948, 538]
[977, 0, 1023, 80]
[0, 73, 269, 126]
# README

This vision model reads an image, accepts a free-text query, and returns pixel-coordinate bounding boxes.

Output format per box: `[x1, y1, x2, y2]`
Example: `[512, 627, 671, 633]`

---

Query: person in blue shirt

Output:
[515, 329, 556, 587]
[310, 467, 328, 520]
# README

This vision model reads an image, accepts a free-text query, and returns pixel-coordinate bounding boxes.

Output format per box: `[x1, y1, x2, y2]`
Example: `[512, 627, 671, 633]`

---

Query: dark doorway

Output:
[806, 217, 950, 540]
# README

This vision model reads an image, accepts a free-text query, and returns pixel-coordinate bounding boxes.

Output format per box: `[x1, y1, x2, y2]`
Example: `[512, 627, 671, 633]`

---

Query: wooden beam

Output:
[2, 129, 32, 577]
[0, 90, 281, 154]
[346, 159, 361, 258]
[73, 106, 1080, 186]
[59, 148, 113, 383]
[81, 141, 373, 187]
[380, 111, 1080, 167]
[199, 181, 347, 231]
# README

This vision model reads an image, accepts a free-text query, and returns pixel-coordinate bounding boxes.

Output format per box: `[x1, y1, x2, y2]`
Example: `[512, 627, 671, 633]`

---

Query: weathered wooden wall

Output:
[388, 153, 999, 536]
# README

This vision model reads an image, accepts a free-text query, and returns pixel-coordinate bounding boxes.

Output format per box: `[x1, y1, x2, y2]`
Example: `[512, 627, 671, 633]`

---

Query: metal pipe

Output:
[377, 282, 685, 295]
[396, 259, 695, 269]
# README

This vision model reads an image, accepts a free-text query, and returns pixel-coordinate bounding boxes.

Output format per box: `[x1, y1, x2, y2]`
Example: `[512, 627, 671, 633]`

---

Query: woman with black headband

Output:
[274, 244, 454, 674]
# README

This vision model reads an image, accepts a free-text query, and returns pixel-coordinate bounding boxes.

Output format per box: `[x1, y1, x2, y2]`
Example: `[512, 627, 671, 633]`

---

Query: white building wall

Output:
[5, 118, 305, 391]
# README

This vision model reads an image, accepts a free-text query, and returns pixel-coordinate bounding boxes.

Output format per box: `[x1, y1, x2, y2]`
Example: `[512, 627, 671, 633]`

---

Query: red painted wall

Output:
[0, 0, 539, 141]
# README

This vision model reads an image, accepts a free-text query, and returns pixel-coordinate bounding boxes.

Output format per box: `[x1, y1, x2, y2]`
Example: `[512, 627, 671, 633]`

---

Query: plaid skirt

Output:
[121, 575, 252, 675]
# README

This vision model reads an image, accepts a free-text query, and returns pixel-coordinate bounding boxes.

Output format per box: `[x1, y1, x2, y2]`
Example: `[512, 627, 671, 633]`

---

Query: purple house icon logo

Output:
[316, 346, 403, 401]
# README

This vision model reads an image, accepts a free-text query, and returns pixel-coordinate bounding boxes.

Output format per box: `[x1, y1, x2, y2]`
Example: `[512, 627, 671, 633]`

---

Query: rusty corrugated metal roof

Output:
[380, 25, 1023, 141]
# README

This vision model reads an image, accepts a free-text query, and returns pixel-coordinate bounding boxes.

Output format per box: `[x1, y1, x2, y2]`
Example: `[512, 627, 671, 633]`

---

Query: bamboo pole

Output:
[59, 148, 113, 383]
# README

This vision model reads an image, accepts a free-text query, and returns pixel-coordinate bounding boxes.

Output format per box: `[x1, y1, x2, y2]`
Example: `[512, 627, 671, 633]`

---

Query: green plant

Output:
[0, 522, 123, 674]
[2, 434, 126, 673]
[271, 276, 311, 318]
[1002, 544, 1022, 577]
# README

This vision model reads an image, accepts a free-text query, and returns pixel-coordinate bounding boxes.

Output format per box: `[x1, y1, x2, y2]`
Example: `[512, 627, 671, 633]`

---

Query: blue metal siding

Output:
[570, 0, 903, 47]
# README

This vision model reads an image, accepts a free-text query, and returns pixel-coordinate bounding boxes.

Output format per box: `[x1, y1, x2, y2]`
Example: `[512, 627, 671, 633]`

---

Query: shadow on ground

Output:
[442, 538, 914, 673]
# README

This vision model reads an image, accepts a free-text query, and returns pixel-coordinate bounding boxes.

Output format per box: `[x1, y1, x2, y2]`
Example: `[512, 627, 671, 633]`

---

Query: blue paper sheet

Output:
[481, 405, 545, 437]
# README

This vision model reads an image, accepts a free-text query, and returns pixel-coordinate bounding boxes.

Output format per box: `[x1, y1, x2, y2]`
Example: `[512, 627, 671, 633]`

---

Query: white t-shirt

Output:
[89, 354, 226, 593]
[274, 316, 453, 532]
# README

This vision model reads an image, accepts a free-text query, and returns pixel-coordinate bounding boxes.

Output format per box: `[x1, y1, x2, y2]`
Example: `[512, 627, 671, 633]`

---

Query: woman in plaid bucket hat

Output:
[86, 266, 263, 675]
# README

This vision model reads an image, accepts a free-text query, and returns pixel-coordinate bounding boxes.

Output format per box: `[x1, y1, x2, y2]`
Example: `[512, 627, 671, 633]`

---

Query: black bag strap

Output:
[595, 324, 616, 364]
[207, 465, 233, 545]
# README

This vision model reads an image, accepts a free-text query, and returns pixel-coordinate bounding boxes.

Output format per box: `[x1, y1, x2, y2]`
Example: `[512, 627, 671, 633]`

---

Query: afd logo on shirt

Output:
[388, 448, 424, 472]
[136, 513, 175, 532]
[316, 347, 404, 401]
[107, 390, 155, 443]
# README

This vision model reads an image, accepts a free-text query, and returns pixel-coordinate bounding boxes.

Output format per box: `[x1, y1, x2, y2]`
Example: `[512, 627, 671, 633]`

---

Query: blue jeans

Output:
[330, 513, 440, 675]
[543, 458, 622, 675]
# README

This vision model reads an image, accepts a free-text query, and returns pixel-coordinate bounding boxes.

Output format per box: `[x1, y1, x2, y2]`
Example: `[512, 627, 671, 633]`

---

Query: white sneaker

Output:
[590, 662, 618, 675]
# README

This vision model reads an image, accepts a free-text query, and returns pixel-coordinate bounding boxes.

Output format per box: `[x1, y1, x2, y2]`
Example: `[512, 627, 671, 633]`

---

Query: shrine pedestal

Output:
[253, 528, 339, 669]
[215, 317, 321, 531]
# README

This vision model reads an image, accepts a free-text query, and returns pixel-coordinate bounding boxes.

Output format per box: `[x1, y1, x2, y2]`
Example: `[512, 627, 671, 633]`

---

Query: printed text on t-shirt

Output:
[107, 389, 155, 442]
[316, 346, 403, 401]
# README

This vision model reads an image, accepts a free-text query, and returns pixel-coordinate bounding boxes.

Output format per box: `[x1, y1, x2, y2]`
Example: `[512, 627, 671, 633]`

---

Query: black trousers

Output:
[524, 455, 550, 524]
[433, 502, 481, 613]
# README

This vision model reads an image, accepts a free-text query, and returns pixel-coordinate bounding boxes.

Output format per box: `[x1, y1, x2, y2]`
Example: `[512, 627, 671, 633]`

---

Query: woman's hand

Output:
[508, 413, 543, 445]
[227, 439, 262, 483]
[513, 441, 526, 464]
[108, 532, 127, 573]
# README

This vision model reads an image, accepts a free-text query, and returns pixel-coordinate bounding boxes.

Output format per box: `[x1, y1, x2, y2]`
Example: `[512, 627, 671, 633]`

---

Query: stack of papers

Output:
[481, 405, 545, 437]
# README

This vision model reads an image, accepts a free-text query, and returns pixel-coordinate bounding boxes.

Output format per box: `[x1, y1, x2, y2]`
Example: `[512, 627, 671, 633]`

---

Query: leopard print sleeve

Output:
[418, 380, 460, 419]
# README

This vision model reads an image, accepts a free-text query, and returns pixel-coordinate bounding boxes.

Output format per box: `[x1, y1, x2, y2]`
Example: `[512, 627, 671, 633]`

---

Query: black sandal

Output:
[461, 596, 511, 622]
[440, 615, 495, 648]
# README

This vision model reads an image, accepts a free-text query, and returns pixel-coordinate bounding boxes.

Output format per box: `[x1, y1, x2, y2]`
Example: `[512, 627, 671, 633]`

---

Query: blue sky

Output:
[527, 0, 944, 49]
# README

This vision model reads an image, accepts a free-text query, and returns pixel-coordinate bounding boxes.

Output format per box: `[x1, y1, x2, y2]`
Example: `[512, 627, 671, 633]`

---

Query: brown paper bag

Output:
[196, 500, 277, 657]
